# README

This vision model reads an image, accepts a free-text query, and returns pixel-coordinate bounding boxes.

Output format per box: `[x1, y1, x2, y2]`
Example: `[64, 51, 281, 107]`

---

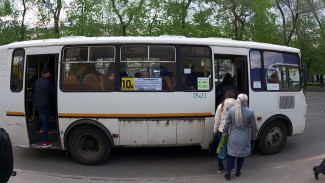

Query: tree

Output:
[109, 0, 145, 36]
[247, 0, 281, 44]
[159, 0, 194, 36]
[306, 0, 325, 38]
[0, 0, 12, 16]
[189, 4, 222, 38]
[0, 0, 24, 44]
[274, 0, 310, 46]
[65, 0, 103, 36]
[209, 0, 255, 40]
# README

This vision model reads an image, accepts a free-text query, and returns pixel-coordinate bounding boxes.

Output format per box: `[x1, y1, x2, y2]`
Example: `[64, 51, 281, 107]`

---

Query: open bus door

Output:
[25, 54, 60, 148]
[214, 54, 248, 110]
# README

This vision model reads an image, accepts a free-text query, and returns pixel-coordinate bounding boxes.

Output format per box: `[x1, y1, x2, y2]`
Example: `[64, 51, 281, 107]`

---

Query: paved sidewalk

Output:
[9, 155, 323, 183]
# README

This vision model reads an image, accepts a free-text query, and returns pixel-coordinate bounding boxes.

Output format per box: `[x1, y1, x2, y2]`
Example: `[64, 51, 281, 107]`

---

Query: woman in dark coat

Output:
[223, 93, 257, 180]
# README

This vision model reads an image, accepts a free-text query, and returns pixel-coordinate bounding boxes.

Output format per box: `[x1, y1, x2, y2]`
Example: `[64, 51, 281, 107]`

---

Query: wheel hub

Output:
[266, 127, 283, 147]
[84, 138, 97, 150]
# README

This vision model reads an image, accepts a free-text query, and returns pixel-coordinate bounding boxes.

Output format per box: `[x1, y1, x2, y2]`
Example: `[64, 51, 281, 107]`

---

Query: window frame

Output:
[60, 44, 213, 93]
[119, 45, 177, 92]
[249, 49, 301, 92]
[60, 45, 116, 92]
[10, 48, 25, 92]
[180, 45, 213, 92]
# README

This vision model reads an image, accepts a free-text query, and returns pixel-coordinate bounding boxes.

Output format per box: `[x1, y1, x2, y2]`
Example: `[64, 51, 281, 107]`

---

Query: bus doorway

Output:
[25, 54, 60, 148]
[214, 55, 248, 110]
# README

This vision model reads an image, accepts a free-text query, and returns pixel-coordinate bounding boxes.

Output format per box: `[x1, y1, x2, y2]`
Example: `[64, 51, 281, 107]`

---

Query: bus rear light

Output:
[112, 134, 119, 138]
[257, 117, 262, 121]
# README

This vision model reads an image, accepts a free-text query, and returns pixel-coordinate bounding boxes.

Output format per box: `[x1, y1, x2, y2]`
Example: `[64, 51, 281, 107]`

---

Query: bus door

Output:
[214, 55, 248, 109]
[25, 54, 60, 148]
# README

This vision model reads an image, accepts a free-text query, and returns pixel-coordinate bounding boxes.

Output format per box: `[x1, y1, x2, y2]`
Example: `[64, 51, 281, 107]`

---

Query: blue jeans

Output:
[34, 106, 50, 142]
[217, 131, 225, 171]
[226, 155, 244, 176]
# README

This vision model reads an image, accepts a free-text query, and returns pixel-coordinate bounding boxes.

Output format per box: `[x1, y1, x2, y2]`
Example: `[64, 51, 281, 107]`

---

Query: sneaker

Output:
[42, 142, 52, 148]
[218, 169, 225, 174]
[232, 168, 235, 171]
[40, 127, 43, 132]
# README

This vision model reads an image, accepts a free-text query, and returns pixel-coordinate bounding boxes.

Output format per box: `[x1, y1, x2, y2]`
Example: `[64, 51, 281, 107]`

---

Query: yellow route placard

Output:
[121, 78, 134, 91]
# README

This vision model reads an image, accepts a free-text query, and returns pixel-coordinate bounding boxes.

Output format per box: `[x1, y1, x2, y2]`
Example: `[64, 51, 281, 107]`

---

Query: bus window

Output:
[249, 50, 262, 91]
[61, 46, 115, 91]
[10, 49, 25, 92]
[180, 46, 212, 91]
[264, 51, 300, 91]
[120, 45, 176, 91]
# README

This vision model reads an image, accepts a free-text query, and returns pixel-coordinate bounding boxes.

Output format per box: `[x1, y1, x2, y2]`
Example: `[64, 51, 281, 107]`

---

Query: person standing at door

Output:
[214, 90, 236, 173]
[216, 73, 238, 106]
[222, 93, 257, 180]
[33, 68, 54, 148]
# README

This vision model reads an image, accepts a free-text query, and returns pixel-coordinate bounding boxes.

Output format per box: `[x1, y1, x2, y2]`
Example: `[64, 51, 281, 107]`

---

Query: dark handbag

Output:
[218, 144, 227, 159]
[207, 133, 220, 156]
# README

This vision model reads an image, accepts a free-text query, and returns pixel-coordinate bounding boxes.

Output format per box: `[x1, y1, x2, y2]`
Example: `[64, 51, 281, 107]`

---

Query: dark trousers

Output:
[226, 155, 244, 176]
[34, 106, 50, 142]
[217, 132, 225, 170]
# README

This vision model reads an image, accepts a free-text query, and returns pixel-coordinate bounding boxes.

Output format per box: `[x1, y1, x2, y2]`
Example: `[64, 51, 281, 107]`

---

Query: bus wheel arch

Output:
[256, 115, 292, 155]
[64, 119, 114, 165]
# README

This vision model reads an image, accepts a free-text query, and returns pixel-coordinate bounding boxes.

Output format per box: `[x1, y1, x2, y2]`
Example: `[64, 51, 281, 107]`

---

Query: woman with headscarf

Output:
[222, 93, 257, 180]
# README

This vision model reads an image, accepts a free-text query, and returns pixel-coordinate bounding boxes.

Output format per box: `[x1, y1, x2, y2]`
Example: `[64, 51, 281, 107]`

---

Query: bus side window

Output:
[120, 45, 176, 91]
[263, 51, 300, 91]
[61, 46, 115, 92]
[180, 46, 212, 91]
[10, 49, 25, 92]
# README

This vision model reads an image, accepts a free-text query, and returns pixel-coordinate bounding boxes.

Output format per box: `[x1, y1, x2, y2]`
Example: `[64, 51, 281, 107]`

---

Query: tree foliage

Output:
[0, 0, 325, 80]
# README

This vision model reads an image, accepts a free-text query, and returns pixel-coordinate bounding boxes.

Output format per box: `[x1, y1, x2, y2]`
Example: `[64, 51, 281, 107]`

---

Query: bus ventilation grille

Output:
[279, 96, 295, 109]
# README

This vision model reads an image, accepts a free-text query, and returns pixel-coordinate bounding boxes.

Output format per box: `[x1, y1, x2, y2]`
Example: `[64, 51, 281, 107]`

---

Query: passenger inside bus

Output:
[140, 71, 150, 78]
[134, 72, 141, 78]
[76, 63, 99, 83]
[216, 73, 238, 105]
[268, 73, 280, 83]
[182, 74, 195, 90]
[105, 72, 115, 90]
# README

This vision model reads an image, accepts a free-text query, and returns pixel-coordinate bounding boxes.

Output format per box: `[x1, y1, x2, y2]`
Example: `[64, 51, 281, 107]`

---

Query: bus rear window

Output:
[10, 49, 25, 92]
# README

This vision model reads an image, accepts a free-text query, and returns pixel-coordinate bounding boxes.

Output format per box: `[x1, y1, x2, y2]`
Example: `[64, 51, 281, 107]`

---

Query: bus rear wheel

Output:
[68, 126, 111, 165]
[257, 121, 288, 155]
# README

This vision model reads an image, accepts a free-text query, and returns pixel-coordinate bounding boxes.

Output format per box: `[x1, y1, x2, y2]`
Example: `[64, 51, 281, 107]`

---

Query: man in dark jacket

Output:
[33, 68, 54, 148]
[216, 73, 238, 106]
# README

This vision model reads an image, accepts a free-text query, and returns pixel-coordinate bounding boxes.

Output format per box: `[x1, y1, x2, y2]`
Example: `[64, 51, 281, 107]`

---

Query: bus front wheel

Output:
[257, 121, 288, 155]
[68, 126, 111, 165]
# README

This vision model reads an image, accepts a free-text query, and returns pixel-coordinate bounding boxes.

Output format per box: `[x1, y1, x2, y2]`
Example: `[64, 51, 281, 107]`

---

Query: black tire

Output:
[68, 126, 111, 165]
[257, 121, 288, 155]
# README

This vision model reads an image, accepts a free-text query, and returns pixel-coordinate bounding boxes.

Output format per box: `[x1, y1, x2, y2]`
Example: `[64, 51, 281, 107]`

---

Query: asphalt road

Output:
[11, 93, 325, 180]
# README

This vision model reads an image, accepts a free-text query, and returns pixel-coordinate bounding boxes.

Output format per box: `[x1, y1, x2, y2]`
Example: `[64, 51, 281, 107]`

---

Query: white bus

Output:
[0, 36, 307, 165]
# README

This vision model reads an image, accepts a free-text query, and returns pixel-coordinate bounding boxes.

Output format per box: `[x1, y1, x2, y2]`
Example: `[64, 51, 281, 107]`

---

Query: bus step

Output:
[31, 141, 61, 149]
[35, 130, 59, 142]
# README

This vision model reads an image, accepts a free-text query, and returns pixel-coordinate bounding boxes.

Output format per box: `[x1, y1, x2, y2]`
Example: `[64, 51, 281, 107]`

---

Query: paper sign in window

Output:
[198, 77, 209, 90]
[267, 83, 279, 90]
[253, 81, 261, 88]
[184, 68, 191, 74]
[134, 78, 162, 91]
